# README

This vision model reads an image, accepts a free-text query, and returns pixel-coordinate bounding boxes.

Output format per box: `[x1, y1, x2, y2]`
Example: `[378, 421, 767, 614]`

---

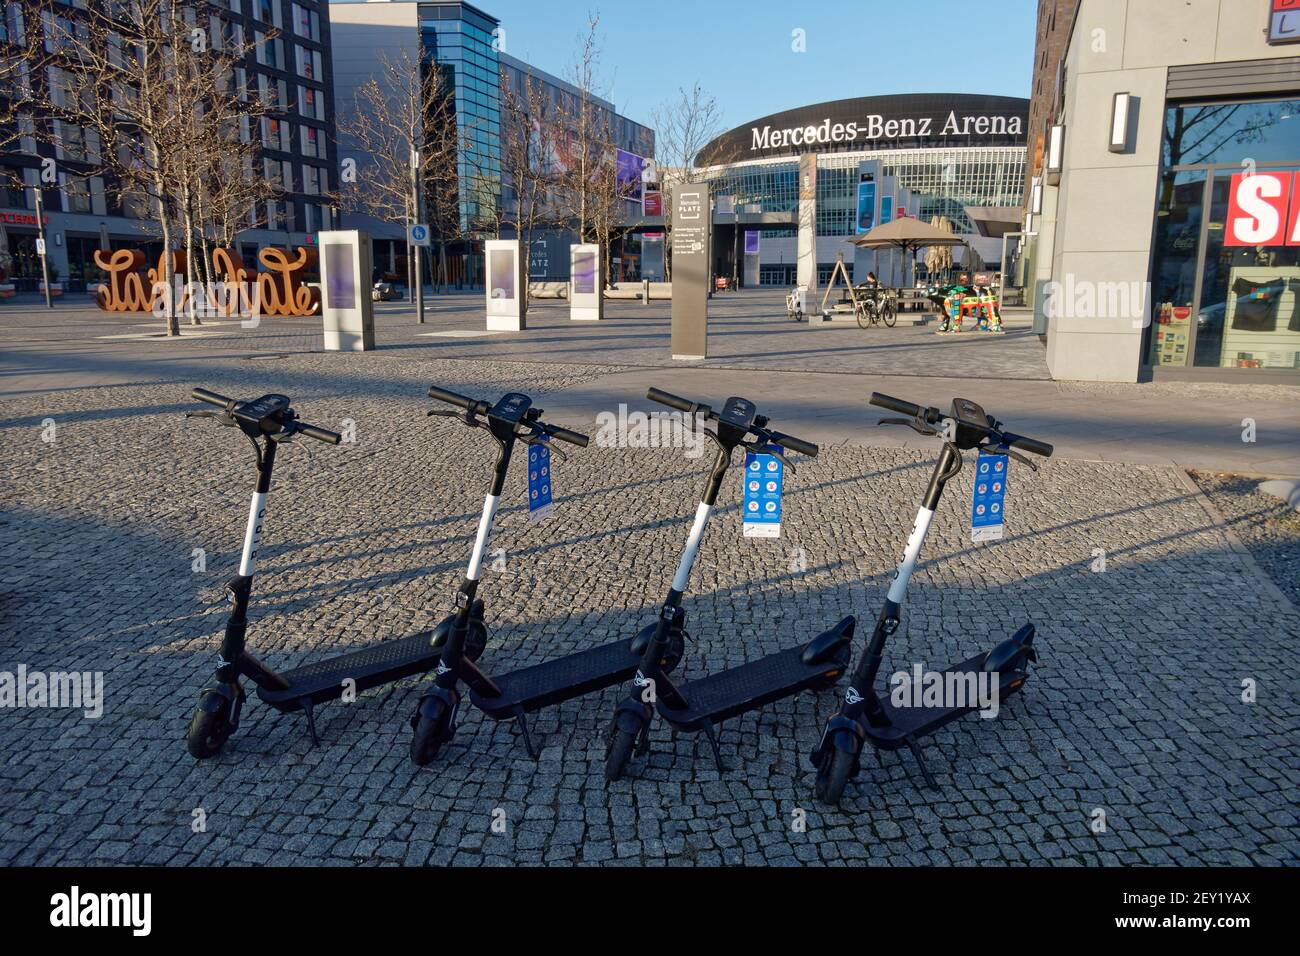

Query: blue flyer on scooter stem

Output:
[527, 438, 553, 522]
[742, 451, 782, 538]
[970, 450, 1008, 542]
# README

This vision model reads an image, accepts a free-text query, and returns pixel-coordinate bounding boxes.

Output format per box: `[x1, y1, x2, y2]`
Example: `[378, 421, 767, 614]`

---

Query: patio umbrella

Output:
[852, 216, 967, 253]
[924, 216, 955, 278]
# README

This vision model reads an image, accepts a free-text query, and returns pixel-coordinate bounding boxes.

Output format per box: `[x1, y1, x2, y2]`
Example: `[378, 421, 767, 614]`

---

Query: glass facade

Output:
[418, 2, 501, 236]
[703, 147, 1025, 236]
[1147, 97, 1300, 371]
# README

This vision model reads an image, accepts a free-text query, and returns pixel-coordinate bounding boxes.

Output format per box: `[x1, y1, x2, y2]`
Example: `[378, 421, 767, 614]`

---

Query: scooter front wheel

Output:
[815, 748, 855, 806]
[410, 695, 454, 766]
[186, 693, 234, 759]
[605, 727, 637, 782]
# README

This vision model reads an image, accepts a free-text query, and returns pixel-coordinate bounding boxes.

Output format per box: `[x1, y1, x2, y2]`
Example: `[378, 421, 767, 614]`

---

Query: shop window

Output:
[1164, 99, 1300, 168]
[1147, 170, 1205, 368]
[1194, 169, 1300, 371]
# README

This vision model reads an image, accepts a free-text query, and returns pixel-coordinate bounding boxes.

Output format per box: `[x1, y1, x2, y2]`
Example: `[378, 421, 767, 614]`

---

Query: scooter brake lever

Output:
[985, 443, 1037, 471]
[520, 430, 568, 462]
[749, 441, 794, 473]
[878, 415, 939, 436]
[186, 410, 237, 426]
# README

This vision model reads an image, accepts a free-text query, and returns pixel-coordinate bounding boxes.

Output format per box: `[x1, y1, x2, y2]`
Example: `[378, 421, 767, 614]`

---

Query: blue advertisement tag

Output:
[527, 439, 553, 522]
[971, 450, 1008, 542]
[742, 451, 783, 538]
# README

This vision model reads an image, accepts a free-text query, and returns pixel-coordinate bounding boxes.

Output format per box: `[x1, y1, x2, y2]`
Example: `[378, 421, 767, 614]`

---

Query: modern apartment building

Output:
[329, 0, 654, 285]
[0, 0, 339, 294]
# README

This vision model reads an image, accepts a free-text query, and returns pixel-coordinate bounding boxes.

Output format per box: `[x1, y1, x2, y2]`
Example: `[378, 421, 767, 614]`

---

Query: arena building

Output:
[691, 93, 1029, 287]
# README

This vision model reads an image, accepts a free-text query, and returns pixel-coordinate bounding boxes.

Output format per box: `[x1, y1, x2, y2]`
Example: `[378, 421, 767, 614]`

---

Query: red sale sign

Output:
[1225, 172, 1289, 246]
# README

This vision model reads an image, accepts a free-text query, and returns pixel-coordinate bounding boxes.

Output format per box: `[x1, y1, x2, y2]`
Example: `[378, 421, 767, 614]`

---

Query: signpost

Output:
[33, 187, 52, 309]
[318, 230, 375, 351]
[671, 181, 710, 360]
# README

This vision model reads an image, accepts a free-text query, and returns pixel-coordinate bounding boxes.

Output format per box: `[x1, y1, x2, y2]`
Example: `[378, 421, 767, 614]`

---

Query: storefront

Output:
[1148, 97, 1300, 374]
[1026, 0, 1300, 383]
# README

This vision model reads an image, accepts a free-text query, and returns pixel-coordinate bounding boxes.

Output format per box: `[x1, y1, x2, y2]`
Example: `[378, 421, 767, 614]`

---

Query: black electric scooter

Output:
[810, 392, 1053, 804]
[407, 386, 594, 764]
[184, 387, 490, 758]
[603, 388, 855, 781]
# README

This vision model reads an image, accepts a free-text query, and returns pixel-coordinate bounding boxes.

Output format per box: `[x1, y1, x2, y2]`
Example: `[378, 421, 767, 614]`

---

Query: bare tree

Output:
[556, 13, 606, 241]
[337, 48, 458, 299]
[495, 72, 558, 303]
[0, 2, 49, 283]
[35, 0, 269, 334]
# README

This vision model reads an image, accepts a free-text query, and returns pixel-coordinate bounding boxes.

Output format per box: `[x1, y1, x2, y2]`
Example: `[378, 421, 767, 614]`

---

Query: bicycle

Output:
[855, 288, 897, 329]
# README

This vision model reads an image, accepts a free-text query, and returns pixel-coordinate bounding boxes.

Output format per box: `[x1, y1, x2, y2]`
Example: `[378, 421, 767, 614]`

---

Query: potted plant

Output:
[0, 252, 14, 300]
[39, 266, 63, 297]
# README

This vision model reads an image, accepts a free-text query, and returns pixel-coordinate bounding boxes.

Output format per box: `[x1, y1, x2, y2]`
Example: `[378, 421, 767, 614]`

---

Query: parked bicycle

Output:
[855, 287, 897, 329]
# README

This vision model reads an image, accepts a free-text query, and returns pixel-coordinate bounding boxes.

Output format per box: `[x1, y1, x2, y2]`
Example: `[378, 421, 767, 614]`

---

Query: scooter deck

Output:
[255, 630, 440, 712]
[862, 653, 1027, 749]
[657, 644, 847, 732]
[469, 638, 640, 719]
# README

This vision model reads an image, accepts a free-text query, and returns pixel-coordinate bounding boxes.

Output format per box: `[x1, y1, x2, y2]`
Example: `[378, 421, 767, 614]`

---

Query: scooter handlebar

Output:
[296, 422, 342, 445]
[771, 432, 818, 458]
[646, 387, 710, 417]
[544, 424, 589, 448]
[428, 385, 488, 415]
[192, 387, 233, 408]
[869, 392, 923, 418]
[1003, 432, 1053, 458]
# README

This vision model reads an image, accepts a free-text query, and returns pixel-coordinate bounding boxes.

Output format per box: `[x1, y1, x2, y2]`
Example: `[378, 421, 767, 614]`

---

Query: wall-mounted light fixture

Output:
[1031, 176, 1044, 215]
[1109, 93, 1131, 153]
[1045, 123, 1065, 185]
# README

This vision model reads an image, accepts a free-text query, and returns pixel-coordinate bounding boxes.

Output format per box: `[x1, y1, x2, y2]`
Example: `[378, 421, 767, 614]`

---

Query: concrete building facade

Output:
[1029, 0, 1300, 383]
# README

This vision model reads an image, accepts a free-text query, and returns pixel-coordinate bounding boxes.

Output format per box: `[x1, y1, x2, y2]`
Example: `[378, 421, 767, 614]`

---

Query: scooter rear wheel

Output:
[605, 727, 637, 782]
[814, 748, 855, 806]
[186, 696, 233, 759]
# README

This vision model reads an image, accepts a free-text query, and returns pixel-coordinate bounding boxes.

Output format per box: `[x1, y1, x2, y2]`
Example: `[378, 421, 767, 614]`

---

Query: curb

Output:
[1170, 467, 1298, 614]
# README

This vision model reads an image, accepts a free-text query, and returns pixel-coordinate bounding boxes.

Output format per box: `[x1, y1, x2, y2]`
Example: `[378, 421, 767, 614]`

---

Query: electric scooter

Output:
[183, 387, 489, 758]
[810, 392, 1053, 805]
[603, 388, 855, 781]
[407, 386, 595, 764]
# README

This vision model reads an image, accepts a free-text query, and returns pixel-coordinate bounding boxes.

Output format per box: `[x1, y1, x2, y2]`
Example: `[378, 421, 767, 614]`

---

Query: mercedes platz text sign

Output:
[671, 181, 710, 360]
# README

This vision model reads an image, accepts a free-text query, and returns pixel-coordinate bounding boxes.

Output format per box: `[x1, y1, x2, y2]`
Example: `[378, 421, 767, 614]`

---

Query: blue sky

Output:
[390, 0, 1039, 129]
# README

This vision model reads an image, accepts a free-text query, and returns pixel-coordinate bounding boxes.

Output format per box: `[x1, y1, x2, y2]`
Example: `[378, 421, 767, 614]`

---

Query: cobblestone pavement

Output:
[1, 355, 1296, 866]
[1192, 471, 1300, 610]
[0, 288, 1050, 390]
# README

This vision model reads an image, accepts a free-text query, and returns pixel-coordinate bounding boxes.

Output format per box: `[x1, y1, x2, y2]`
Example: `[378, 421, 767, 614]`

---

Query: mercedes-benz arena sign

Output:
[699, 93, 1029, 163]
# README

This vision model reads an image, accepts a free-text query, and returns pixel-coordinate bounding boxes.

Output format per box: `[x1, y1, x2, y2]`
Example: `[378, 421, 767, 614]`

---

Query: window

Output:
[291, 3, 319, 41]
[298, 85, 323, 120]
[302, 164, 319, 195]
[300, 124, 318, 158]
[1149, 98, 1300, 371]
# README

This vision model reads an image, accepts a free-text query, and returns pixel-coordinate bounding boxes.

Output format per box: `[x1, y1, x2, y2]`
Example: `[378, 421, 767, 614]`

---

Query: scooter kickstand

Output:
[300, 697, 320, 747]
[904, 734, 939, 791]
[513, 706, 539, 760]
[701, 721, 725, 773]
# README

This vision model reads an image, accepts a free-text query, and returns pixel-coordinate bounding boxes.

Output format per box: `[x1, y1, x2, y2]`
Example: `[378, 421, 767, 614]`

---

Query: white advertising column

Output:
[485, 239, 526, 331]
[796, 154, 817, 293]
[569, 243, 603, 321]
[319, 230, 375, 351]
